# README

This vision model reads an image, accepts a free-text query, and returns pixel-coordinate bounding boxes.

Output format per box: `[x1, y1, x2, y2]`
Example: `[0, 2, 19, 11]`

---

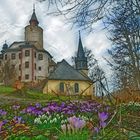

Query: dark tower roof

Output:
[77, 31, 85, 59]
[29, 6, 39, 26]
[2, 41, 8, 50]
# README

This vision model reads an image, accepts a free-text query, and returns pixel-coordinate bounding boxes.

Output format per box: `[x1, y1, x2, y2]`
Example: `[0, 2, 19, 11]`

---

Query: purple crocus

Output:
[0, 109, 7, 116]
[100, 121, 107, 128]
[14, 116, 23, 124]
[35, 103, 41, 108]
[68, 116, 86, 129]
[98, 112, 108, 122]
[94, 127, 100, 133]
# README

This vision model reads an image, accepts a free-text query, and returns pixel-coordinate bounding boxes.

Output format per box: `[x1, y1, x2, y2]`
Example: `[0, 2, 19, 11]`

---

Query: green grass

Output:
[0, 85, 15, 93]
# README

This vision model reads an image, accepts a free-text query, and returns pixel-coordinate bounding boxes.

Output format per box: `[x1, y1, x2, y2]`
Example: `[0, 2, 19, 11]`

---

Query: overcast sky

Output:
[0, 0, 112, 79]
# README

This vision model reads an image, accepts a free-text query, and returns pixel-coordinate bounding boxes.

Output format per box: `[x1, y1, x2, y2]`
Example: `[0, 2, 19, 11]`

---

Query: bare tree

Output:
[105, 1, 140, 90]
[0, 59, 17, 86]
[39, 0, 140, 30]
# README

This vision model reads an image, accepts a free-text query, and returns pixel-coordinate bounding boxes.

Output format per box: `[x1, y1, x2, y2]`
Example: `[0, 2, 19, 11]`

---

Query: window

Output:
[38, 66, 41, 71]
[35, 76, 36, 80]
[11, 53, 16, 59]
[34, 52, 36, 58]
[60, 82, 64, 92]
[25, 61, 29, 68]
[38, 54, 43, 60]
[5, 54, 7, 60]
[19, 53, 21, 59]
[25, 74, 29, 80]
[74, 83, 79, 93]
[19, 64, 21, 70]
[25, 50, 30, 57]
[0, 61, 1, 66]
[34, 63, 36, 70]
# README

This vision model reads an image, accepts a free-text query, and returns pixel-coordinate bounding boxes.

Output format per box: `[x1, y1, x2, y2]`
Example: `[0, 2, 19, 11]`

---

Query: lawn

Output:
[0, 86, 140, 139]
[0, 85, 15, 94]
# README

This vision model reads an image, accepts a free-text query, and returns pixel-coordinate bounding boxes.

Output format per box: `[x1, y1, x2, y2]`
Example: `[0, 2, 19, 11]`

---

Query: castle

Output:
[0, 8, 93, 95]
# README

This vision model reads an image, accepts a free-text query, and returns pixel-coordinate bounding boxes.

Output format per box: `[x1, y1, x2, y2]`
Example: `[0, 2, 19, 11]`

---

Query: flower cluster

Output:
[0, 109, 7, 117]
[34, 112, 65, 126]
[61, 116, 86, 134]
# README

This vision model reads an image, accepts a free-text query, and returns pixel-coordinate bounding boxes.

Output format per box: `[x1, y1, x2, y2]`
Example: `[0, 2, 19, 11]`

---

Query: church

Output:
[0, 8, 94, 96]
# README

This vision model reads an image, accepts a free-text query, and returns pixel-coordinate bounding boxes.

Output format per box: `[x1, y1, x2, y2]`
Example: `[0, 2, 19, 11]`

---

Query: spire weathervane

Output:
[33, 3, 35, 12]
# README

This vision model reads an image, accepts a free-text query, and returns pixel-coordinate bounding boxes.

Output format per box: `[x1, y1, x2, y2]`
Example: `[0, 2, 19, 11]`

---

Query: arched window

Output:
[60, 82, 64, 92]
[74, 83, 79, 93]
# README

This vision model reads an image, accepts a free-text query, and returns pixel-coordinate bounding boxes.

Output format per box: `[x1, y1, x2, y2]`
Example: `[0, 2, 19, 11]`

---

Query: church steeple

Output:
[75, 31, 88, 71]
[77, 31, 85, 58]
[29, 4, 39, 26]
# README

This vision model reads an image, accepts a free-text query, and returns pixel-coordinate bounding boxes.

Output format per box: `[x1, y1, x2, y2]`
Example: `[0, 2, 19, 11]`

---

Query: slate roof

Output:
[29, 10, 39, 25]
[48, 59, 92, 82]
[4, 41, 53, 58]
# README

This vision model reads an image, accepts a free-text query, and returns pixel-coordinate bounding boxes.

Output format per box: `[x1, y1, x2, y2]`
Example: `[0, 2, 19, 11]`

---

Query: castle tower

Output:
[75, 31, 88, 75]
[25, 6, 43, 49]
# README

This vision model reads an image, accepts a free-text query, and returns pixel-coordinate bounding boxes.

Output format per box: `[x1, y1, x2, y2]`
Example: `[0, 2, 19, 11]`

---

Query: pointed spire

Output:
[77, 31, 85, 58]
[33, 3, 35, 12]
[29, 4, 39, 26]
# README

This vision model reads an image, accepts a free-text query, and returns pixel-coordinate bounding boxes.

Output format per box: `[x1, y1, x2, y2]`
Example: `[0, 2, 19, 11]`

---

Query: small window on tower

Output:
[11, 53, 16, 59]
[38, 54, 43, 60]
[38, 66, 41, 71]
[25, 61, 29, 68]
[25, 50, 30, 57]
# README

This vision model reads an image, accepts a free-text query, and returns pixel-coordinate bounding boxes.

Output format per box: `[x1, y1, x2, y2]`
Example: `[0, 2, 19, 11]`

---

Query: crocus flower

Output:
[98, 112, 108, 122]
[94, 127, 100, 133]
[35, 103, 41, 108]
[100, 121, 107, 128]
[0, 109, 7, 116]
[68, 116, 86, 129]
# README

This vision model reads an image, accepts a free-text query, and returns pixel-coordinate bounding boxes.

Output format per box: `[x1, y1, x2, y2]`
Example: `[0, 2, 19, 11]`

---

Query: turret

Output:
[25, 6, 43, 49]
[1, 41, 8, 53]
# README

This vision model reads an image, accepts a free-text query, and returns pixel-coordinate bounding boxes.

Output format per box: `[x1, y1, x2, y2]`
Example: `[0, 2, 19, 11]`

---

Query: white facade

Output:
[0, 9, 54, 83]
